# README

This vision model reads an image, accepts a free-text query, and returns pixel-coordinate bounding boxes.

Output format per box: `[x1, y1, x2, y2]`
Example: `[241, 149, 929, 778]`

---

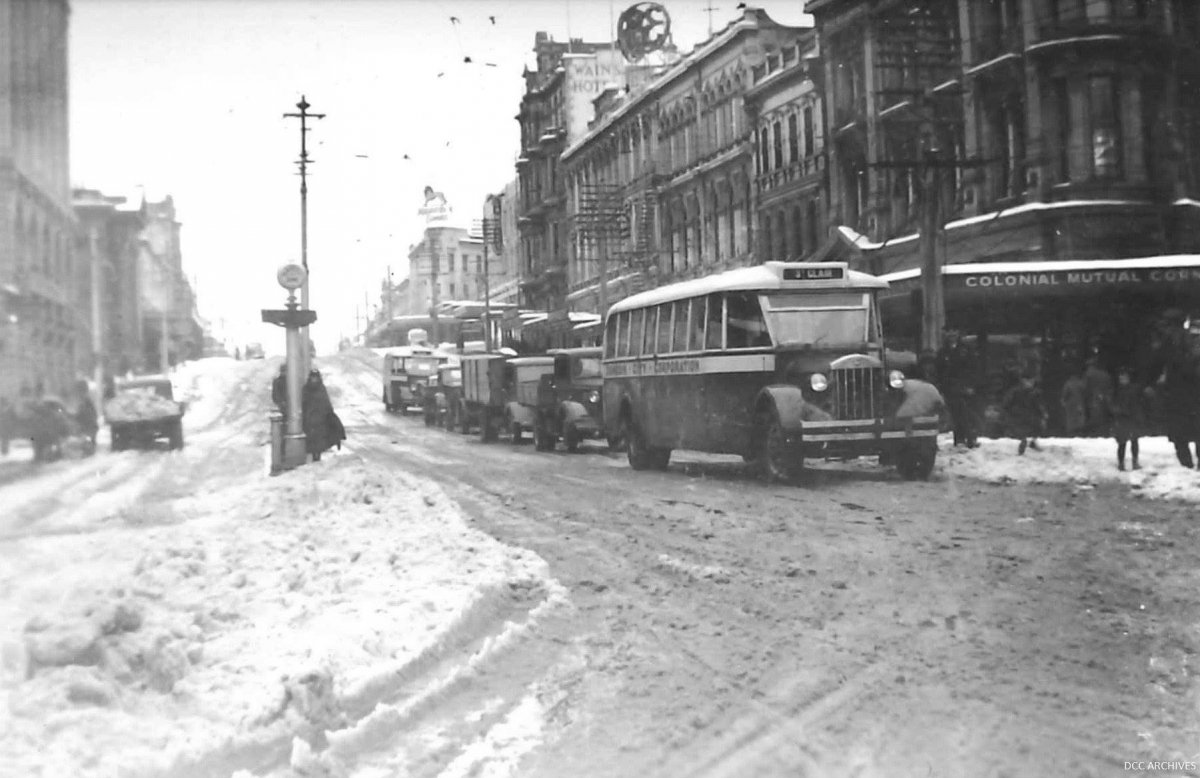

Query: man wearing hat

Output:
[936, 328, 981, 448]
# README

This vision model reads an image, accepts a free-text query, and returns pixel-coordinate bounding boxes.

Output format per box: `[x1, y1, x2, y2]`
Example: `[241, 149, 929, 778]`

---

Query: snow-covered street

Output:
[3, 353, 1200, 777]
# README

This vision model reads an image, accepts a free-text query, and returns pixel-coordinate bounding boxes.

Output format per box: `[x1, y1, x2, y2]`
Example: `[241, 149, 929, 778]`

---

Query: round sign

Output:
[277, 263, 307, 290]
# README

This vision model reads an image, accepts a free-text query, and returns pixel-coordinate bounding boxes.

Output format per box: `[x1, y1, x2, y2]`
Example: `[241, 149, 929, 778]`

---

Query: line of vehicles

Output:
[382, 262, 947, 483]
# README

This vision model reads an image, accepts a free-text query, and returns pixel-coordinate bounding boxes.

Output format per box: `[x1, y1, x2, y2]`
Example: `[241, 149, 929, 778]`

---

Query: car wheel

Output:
[564, 424, 580, 453]
[510, 418, 523, 445]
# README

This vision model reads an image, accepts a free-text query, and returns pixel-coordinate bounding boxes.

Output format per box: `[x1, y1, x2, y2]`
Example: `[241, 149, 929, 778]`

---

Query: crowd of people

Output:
[925, 309, 1200, 471]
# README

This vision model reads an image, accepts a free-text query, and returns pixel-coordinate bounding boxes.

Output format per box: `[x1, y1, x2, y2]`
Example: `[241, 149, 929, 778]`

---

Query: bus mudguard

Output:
[757, 385, 833, 434]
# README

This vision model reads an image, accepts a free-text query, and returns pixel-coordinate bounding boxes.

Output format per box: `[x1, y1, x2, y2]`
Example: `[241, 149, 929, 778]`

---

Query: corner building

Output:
[807, 0, 1200, 391]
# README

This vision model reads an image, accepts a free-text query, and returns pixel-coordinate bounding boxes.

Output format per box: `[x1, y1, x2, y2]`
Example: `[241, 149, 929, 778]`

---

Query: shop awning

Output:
[879, 255, 1200, 299]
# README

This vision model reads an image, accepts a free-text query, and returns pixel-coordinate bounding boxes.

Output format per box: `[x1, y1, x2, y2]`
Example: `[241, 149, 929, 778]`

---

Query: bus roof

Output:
[607, 262, 887, 316]
[508, 356, 556, 367]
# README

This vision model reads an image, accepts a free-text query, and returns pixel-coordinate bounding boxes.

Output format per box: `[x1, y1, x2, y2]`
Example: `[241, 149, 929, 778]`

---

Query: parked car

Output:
[534, 347, 616, 452]
[0, 395, 77, 462]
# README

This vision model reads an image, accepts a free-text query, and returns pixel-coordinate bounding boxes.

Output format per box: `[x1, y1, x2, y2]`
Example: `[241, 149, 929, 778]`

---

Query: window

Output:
[758, 127, 769, 173]
[788, 114, 799, 163]
[705, 293, 724, 350]
[726, 292, 769, 349]
[690, 296, 708, 351]
[1089, 74, 1122, 179]
[643, 306, 658, 355]
[657, 304, 673, 353]
[803, 106, 814, 157]
[1055, 77, 1071, 181]
[611, 312, 626, 357]
[629, 309, 645, 357]
[672, 300, 690, 352]
[773, 120, 784, 169]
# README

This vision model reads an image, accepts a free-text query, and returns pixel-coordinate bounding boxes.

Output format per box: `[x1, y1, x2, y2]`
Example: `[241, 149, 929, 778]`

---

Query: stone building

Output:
[72, 188, 146, 379]
[0, 0, 74, 399]
[405, 225, 494, 322]
[807, 0, 1200, 384]
[515, 32, 632, 313]
[561, 8, 809, 316]
[744, 32, 825, 263]
[138, 196, 202, 371]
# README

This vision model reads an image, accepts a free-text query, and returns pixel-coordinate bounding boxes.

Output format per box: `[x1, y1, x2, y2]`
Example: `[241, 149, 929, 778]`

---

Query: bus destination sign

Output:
[783, 266, 845, 281]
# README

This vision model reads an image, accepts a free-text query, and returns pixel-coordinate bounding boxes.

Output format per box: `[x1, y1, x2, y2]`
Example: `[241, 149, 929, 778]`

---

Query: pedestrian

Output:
[1002, 375, 1047, 455]
[272, 364, 288, 414]
[936, 329, 980, 447]
[74, 379, 99, 456]
[1109, 367, 1152, 471]
[1015, 334, 1042, 384]
[1154, 309, 1200, 468]
[1083, 355, 1114, 436]
[235, 347, 242, 361]
[1059, 364, 1087, 436]
[301, 369, 346, 462]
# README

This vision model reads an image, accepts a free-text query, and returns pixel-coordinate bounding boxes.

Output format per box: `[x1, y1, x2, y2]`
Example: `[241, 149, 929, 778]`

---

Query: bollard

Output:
[269, 412, 285, 475]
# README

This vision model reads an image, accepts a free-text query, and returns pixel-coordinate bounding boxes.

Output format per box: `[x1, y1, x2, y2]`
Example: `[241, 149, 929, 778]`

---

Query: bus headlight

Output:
[888, 370, 906, 389]
[810, 373, 828, 392]
[588, 390, 600, 404]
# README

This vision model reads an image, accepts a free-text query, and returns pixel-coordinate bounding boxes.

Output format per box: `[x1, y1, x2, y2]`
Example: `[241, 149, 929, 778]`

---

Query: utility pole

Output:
[283, 95, 325, 375]
[429, 230, 441, 344]
[88, 227, 104, 420]
[480, 214, 501, 351]
[703, 3, 718, 36]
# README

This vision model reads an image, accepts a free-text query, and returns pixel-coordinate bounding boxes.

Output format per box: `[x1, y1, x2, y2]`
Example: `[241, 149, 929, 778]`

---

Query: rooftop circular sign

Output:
[277, 263, 307, 291]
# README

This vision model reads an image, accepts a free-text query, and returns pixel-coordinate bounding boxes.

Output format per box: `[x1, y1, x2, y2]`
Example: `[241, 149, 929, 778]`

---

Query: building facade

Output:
[515, 33, 633, 313]
[561, 8, 810, 316]
[0, 0, 74, 399]
[406, 225, 499, 319]
[744, 33, 825, 263]
[72, 188, 146, 378]
[137, 196, 202, 371]
[807, 0, 1200, 389]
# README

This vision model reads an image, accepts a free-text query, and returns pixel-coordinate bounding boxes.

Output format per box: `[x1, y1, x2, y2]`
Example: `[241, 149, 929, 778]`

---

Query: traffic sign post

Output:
[262, 263, 317, 472]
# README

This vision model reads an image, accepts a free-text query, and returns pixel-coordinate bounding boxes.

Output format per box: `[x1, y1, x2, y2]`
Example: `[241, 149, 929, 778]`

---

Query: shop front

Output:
[879, 256, 1200, 434]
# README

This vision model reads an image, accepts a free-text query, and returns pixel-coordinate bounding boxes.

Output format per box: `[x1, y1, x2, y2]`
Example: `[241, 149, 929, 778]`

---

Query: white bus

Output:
[601, 261, 944, 481]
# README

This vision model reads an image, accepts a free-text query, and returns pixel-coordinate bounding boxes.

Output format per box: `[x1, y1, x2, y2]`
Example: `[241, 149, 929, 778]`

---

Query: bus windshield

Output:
[762, 292, 875, 348]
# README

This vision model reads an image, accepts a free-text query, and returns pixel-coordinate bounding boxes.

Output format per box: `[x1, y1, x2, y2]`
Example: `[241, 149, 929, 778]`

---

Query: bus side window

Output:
[604, 315, 618, 358]
[643, 306, 659, 357]
[672, 300, 690, 353]
[705, 293, 724, 350]
[629, 309, 644, 357]
[726, 292, 769, 349]
[657, 304, 673, 354]
[689, 297, 706, 352]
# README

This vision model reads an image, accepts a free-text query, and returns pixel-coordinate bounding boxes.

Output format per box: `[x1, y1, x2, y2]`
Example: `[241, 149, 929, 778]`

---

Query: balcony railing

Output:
[1035, 7, 1163, 46]
[756, 154, 825, 192]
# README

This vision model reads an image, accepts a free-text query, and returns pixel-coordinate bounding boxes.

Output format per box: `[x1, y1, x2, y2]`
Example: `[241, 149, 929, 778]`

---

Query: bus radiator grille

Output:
[832, 367, 879, 420]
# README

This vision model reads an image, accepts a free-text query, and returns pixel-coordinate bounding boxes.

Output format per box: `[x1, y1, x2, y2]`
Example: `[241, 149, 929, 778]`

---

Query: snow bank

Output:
[938, 434, 1200, 502]
[0, 457, 554, 778]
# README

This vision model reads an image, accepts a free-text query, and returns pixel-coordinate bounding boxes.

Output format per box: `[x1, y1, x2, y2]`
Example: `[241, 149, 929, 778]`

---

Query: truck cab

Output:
[533, 347, 612, 452]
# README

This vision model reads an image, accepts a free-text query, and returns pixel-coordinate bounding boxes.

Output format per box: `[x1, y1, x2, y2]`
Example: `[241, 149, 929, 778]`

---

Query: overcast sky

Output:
[69, 0, 810, 352]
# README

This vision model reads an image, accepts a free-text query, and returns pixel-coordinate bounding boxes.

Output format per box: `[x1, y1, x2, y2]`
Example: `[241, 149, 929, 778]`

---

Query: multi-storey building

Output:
[481, 180, 521, 307]
[405, 225, 495, 319]
[808, 0, 1200, 386]
[744, 31, 825, 262]
[72, 188, 146, 378]
[0, 0, 74, 399]
[561, 8, 809, 317]
[137, 196, 202, 371]
[515, 32, 631, 313]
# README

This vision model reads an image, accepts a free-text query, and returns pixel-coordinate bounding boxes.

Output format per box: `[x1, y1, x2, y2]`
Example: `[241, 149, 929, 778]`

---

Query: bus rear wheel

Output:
[624, 416, 670, 471]
[761, 414, 803, 484]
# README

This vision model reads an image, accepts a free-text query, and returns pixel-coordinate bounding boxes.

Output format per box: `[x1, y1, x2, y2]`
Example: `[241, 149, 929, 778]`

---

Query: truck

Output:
[533, 347, 617, 452]
[105, 375, 186, 451]
[422, 362, 463, 428]
[460, 353, 556, 443]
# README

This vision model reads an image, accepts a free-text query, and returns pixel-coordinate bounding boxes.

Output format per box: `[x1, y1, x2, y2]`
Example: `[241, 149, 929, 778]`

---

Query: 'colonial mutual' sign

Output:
[959, 267, 1200, 289]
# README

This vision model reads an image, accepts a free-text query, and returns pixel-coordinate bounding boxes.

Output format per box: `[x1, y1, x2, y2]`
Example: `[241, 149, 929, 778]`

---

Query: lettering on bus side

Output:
[605, 358, 701, 377]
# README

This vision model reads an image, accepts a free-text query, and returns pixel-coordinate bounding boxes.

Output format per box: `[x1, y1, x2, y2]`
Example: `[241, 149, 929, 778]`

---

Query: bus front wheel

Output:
[761, 414, 803, 484]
